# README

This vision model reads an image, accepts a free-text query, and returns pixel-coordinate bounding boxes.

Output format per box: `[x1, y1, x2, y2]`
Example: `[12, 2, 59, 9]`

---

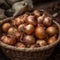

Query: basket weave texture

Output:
[0, 17, 60, 60]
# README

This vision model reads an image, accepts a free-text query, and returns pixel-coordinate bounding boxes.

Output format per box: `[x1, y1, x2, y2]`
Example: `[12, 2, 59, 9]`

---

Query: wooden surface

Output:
[0, 0, 60, 60]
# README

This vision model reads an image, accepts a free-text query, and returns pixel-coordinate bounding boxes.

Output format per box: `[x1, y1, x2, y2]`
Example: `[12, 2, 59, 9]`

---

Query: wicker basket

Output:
[0, 16, 60, 60]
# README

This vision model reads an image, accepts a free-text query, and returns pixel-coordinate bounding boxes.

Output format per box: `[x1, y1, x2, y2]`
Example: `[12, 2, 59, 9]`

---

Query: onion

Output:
[35, 26, 46, 39]
[14, 31, 21, 39]
[8, 27, 17, 35]
[18, 14, 28, 23]
[13, 17, 21, 26]
[37, 16, 44, 24]
[43, 17, 52, 27]
[18, 24, 26, 32]
[33, 10, 43, 17]
[15, 42, 25, 48]
[36, 40, 47, 47]
[27, 15, 36, 25]
[24, 24, 34, 34]
[46, 26, 58, 36]
[48, 35, 57, 44]
[12, 14, 27, 26]
[2, 23, 11, 32]
[37, 13, 46, 24]
[23, 35, 35, 45]
[1, 35, 16, 45]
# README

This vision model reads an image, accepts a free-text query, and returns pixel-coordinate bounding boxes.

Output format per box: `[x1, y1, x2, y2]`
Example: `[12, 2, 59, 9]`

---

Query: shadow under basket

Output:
[0, 17, 60, 60]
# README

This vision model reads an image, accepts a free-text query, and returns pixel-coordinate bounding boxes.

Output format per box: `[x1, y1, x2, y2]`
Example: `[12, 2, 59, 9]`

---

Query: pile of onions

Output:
[0, 9, 59, 48]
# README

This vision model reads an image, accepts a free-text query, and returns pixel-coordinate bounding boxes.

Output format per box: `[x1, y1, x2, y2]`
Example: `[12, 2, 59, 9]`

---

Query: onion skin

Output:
[48, 35, 57, 44]
[1, 36, 16, 45]
[27, 15, 36, 25]
[23, 35, 35, 45]
[46, 26, 58, 36]
[2, 23, 11, 32]
[35, 26, 46, 39]
[24, 24, 34, 34]
[43, 17, 52, 27]
[36, 40, 47, 47]
[15, 42, 25, 48]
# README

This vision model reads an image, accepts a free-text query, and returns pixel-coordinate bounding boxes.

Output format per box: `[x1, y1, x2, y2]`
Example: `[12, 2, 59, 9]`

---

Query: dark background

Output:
[0, 0, 60, 60]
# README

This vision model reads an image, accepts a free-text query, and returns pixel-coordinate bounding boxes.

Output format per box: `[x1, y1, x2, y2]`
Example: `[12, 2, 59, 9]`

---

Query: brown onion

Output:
[37, 16, 44, 24]
[43, 17, 52, 27]
[12, 14, 27, 26]
[23, 35, 35, 45]
[12, 17, 21, 26]
[33, 10, 42, 17]
[27, 15, 36, 25]
[35, 26, 46, 39]
[1, 35, 16, 45]
[46, 26, 58, 36]
[2, 23, 11, 32]
[8, 27, 17, 35]
[24, 24, 34, 34]
[37, 13, 46, 24]
[36, 40, 47, 47]
[22, 13, 28, 21]
[15, 42, 25, 48]
[18, 24, 26, 32]
[14, 31, 21, 39]
[48, 35, 57, 44]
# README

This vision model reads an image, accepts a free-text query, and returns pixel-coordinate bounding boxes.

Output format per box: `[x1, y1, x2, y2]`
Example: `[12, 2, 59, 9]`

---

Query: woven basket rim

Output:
[0, 17, 60, 52]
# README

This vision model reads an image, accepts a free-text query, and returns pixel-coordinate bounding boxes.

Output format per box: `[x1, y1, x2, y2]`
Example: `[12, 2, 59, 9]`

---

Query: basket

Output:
[0, 16, 60, 60]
